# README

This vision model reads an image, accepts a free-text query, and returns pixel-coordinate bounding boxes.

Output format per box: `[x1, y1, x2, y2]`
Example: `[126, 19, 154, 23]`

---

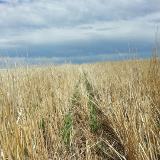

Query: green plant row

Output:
[61, 78, 81, 150]
[61, 109, 72, 150]
[84, 73, 99, 133]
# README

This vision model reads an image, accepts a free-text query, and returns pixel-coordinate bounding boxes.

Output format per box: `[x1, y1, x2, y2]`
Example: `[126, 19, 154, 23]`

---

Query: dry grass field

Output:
[0, 46, 160, 159]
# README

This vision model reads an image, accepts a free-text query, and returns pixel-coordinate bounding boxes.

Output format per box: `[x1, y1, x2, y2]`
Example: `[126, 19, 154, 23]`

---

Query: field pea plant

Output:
[0, 41, 159, 159]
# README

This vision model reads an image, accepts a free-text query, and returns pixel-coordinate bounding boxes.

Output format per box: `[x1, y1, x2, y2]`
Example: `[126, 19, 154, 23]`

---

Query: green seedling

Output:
[62, 109, 72, 150]
[85, 74, 100, 133]
[59, 147, 63, 153]
[72, 91, 78, 105]
[40, 117, 45, 132]
[96, 144, 104, 156]
[90, 119, 99, 133]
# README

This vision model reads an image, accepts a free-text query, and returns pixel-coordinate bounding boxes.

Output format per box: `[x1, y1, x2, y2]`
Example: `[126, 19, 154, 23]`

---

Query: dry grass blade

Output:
[100, 138, 126, 160]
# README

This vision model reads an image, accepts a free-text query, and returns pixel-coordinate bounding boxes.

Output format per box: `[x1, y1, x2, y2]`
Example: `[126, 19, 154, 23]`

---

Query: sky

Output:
[0, 0, 160, 65]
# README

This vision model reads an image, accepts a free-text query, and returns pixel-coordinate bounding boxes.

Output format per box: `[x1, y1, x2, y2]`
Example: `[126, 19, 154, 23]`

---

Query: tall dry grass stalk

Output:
[0, 37, 159, 159]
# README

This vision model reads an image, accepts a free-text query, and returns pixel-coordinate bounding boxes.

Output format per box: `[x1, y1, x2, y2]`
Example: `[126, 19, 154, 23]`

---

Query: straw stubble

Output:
[0, 58, 159, 159]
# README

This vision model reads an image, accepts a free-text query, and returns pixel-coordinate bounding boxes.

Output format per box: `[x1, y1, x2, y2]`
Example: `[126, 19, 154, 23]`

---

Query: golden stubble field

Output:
[0, 57, 160, 159]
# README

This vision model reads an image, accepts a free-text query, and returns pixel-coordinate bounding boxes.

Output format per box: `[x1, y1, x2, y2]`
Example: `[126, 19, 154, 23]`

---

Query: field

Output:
[0, 55, 160, 160]
[0, 54, 160, 159]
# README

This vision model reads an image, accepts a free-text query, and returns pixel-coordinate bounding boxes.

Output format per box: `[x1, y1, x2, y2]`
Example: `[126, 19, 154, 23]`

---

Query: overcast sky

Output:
[0, 0, 160, 65]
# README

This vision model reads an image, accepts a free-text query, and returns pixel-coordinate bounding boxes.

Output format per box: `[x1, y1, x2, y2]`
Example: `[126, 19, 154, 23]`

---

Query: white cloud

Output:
[0, 0, 159, 62]
[3, 14, 157, 45]
[1, 0, 160, 28]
